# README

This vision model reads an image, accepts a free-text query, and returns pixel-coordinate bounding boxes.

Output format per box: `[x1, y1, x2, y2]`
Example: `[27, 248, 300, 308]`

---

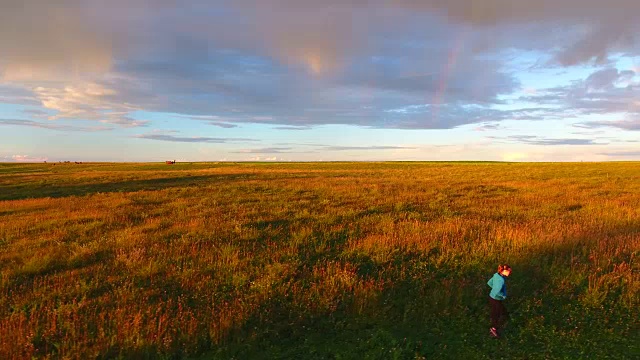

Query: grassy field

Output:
[0, 162, 638, 359]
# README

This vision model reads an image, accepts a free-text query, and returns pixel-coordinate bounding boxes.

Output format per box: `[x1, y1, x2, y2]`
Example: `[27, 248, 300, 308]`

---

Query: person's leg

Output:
[489, 298, 500, 336]
[499, 301, 509, 330]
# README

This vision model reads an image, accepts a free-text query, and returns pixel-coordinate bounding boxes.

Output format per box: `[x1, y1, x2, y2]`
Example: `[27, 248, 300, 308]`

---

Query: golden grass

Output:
[0, 162, 638, 358]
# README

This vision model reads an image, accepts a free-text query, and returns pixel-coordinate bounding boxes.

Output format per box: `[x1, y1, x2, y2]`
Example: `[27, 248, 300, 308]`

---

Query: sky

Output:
[1, 0, 639, 162]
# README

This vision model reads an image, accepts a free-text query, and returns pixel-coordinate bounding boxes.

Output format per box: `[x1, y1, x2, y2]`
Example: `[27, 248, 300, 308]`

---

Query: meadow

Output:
[0, 162, 638, 359]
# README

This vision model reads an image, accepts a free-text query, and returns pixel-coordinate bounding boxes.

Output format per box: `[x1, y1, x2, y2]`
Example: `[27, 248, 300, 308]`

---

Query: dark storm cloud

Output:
[1, 1, 640, 130]
[4, 1, 640, 75]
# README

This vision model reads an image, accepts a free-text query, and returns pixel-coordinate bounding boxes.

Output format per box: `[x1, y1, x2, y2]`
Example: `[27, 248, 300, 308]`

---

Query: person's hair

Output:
[497, 264, 511, 273]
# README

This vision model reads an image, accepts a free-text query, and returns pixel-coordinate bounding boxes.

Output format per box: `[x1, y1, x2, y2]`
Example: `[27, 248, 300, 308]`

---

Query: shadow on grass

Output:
[15, 213, 636, 359]
[198, 225, 638, 360]
[0, 174, 255, 201]
[9, 249, 115, 291]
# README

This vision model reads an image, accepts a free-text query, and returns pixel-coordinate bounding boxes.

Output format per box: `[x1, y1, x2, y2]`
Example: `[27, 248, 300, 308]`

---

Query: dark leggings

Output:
[489, 297, 508, 329]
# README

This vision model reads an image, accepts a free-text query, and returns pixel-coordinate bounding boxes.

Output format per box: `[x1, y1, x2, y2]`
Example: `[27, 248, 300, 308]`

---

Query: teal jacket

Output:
[487, 273, 507, 300]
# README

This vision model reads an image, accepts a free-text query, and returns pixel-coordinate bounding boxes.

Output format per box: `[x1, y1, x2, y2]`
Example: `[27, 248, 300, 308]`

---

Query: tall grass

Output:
[0, 162, 638, 359]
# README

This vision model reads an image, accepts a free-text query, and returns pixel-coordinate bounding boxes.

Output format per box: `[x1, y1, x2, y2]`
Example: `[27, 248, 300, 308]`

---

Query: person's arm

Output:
[490, 275, 505, 300]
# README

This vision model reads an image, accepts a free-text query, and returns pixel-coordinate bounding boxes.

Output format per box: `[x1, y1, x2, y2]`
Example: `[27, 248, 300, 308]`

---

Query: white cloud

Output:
[31, 82, 143, 126]
[9, 154, 48, 162]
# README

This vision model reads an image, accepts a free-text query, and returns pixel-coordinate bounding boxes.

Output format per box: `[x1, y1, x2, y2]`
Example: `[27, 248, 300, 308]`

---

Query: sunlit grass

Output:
[0, 162, 638, 359]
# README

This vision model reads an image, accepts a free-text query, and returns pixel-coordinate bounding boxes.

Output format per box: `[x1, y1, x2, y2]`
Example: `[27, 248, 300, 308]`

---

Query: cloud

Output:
[31, 82, 148, 126]
[577, 120, 640, 131]
[474, 123, 503, 131]
[209, 122, 238, 128]
[0, 84, 40, 106]
[273, 126, 312, 130]
[323, 145, 417, 151]
[147, 128, 180, 135]
[0, 0, 112, 82]
[584, 68, 628, 91]
[519, 67, 640, 128]
[246, 156, 282, 161]
[6, 155, 48, 163]
[21, 108, 51, 118]
[495, 135, 605, 146]
[232, 1, 640, 68]
[599, 150, 640, 157]
[436, 1, 640, 66]
[175, 115, 238, 128]
[0, 118, 113, 132]
[4, 1, 638, 82]
[233, 147, 295, 154]
[1, 1, 640, 133]
[274, 142, 328, 147]
[133, 133, 256, 143]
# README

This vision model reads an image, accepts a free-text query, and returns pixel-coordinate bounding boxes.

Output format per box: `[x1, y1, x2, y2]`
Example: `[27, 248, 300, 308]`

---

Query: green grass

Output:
[0, 162, 638, 359]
